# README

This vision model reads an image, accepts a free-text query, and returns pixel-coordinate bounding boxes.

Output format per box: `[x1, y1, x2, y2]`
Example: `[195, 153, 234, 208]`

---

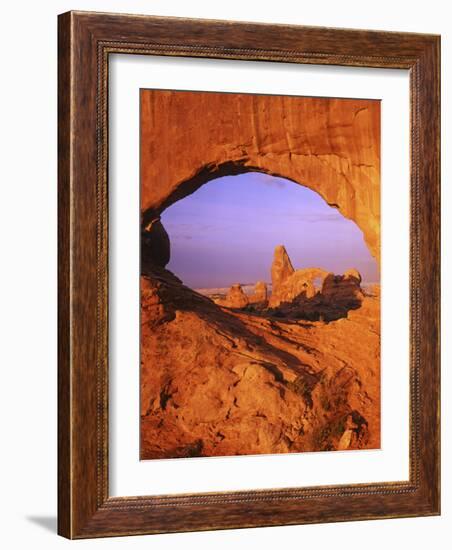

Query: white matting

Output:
[109, 54, 410, 497]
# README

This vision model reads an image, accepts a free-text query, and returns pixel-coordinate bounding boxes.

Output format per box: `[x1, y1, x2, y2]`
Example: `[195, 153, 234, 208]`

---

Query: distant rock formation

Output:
[227, 284, 249, 308]
[214, 281, 269, 310]
[268, 245, 364, 319]
[249, 281, 268, 304]
[321, 271, 364, 308]
[270, 245, 329, 307]
[270, 271, 316, 307]
[211, 246, 364, 321]
[271, 245, 295, 291]
[270, 250, 331, 308]
[216, 283, 249, 309]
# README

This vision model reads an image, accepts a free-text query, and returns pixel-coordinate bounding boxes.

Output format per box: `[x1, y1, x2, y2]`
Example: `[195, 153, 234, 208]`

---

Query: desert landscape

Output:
[140, 90, 381, 459]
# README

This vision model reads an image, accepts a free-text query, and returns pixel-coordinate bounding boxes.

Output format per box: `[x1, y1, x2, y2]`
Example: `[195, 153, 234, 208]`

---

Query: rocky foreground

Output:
[140, 246, 380, 460]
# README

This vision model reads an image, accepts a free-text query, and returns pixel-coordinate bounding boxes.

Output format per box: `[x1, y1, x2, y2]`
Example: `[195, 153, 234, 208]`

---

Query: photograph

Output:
[139, 90, 381, 459]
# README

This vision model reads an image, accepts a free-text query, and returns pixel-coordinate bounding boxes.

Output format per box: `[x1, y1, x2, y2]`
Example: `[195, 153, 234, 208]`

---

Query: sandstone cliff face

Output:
[140, 90, 380, 261]
[140, 267, 380, 459]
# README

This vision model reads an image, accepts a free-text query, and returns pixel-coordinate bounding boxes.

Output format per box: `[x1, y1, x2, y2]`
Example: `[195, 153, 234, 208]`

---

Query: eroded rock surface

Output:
[140, 266, 380, 459]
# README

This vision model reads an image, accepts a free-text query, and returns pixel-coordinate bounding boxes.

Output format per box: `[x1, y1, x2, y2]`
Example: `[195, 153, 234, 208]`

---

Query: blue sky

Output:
[161, 173, 379, 288]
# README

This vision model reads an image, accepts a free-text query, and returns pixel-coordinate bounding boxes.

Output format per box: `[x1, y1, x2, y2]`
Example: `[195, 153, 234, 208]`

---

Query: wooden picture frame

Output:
[58, 10, 440, 539]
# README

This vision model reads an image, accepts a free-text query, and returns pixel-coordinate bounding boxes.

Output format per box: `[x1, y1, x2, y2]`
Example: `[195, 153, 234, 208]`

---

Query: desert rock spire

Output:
[271, 245, 295, 293]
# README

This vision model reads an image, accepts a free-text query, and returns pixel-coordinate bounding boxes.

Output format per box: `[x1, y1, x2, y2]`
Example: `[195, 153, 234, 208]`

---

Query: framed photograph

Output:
[58, 11, 440, 538]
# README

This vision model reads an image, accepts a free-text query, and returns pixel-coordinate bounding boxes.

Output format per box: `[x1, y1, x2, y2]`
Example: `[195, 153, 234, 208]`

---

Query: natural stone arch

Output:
[141, 90, 380, 262]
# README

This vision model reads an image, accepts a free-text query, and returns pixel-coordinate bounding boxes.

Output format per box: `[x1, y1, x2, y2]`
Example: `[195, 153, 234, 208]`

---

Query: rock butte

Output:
[141, 90, 380, 262]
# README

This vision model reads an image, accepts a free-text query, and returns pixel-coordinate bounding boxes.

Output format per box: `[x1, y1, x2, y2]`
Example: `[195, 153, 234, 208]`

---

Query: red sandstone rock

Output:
[268, 245, 362, 313]
[249, 281, 268, 304]
[271, 245, 295, 293]
[219, 283, 249, 309]
[269, 267, 331, 308]
[140, 267, 380, 459]
[140, 91, 380, 261]
[321, 271, 364, 307]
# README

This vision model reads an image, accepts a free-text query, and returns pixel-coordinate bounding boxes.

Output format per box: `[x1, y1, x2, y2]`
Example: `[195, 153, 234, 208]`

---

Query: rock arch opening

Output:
[141, 171, 378, 322]
[141, 92, 380, 266]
